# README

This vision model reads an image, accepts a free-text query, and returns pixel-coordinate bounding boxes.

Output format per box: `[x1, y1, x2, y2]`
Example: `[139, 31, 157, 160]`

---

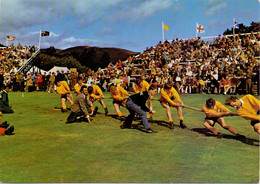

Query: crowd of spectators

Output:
[0, 43, 37, 75]
[0, 32, 259, 95]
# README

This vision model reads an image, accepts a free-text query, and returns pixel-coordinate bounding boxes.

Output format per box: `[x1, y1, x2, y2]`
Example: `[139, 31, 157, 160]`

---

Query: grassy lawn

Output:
[0, 92, 259, 183]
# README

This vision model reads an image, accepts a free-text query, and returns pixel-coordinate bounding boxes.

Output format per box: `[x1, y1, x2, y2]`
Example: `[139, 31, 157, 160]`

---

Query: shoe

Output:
[169, 121, 174, 130]
[93, 107, 98, 116]
[236, 134, 246, 140]
[4, 125, 14, 135]
[180, 120, 187, 129]
[120, 124, 131, 129]
[104, 108, 108, 116]
[119, 116, 126, 121]
[146, 128, 158, 133]
[61, 109, 68, 113]
[148, 116, 153, 121]
[217, 133, 223, 139]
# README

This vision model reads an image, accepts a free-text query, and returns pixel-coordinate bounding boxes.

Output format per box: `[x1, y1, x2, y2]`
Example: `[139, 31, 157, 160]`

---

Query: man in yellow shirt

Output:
[159, 83, 187, 129]
[110, 85, 129, 120]
[88, 84, 108, 115]
[74, 76, 87, 95]
[225, 95, 260, 134]
[133, 77, 150, 94]
[56, 80, 74, 112]
[203, 98, 244, 139]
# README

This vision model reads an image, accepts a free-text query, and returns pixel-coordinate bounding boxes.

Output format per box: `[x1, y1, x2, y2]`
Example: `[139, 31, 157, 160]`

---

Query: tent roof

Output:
[48, 66, 70, 74]
[27, 66, 47, 74]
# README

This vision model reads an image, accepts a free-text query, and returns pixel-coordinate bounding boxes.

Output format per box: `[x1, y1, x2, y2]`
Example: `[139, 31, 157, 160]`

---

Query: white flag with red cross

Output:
[196, 23, 205, 33]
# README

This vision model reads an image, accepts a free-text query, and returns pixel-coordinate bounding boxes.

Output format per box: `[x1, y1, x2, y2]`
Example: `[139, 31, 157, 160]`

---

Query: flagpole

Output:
[39, 30, 42, 49]
[233, 18, 235, 35]
[196, 22, 198, 39]
[162, 22, 164, 42]
[6, 35, 8, 47]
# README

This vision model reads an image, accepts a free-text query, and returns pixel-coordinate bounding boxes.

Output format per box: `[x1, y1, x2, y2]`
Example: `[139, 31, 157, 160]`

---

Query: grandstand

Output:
[0, 31, 259, 95]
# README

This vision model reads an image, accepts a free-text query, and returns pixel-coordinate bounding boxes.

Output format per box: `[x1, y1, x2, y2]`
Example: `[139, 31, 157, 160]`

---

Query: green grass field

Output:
[0, 92, 259, 183]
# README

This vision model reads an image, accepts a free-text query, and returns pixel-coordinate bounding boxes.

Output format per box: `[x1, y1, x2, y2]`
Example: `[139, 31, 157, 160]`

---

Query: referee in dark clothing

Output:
[120, 85, 158, 133]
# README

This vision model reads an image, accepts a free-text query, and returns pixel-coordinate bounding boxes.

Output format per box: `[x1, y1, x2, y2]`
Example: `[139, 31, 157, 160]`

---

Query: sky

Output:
[0, 0, 259, 52]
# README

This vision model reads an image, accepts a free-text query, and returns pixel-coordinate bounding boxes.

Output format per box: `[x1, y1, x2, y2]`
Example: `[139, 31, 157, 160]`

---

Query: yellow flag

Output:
[163, 24, 169, 31]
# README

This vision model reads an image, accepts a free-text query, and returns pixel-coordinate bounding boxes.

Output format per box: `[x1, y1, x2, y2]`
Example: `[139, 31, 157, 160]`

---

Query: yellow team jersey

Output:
[111, 86, 129, 101]
[198, 79, 205, 85]
[56, 81, 70, 95]
[159, 87, 182, 107]
[203, 101, 230, 117]
[89, 85, 103, 99]
[133, 80, 150, 94]
[116, 78, 122, 87]
[237, 95, 260, 121]
[74, 83, 88, 94]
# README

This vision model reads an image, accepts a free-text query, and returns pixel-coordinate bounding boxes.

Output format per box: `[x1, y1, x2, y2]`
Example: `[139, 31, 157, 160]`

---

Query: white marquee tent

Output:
[48, 66, 70, 74]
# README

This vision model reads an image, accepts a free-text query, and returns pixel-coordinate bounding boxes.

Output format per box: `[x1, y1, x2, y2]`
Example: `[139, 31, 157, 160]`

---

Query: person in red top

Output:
[219, 76, 226, 94]
[36, 73, 43, 91]
[224, 76, 232, 95]
[0, 121, 14, 136]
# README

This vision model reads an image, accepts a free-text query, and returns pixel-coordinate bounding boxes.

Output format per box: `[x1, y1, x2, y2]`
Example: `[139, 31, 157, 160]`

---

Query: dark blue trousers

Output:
[123, 98, 150, 129]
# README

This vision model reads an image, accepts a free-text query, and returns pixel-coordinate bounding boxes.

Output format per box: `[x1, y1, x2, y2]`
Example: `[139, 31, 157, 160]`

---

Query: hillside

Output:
[39, 46, 139, 71]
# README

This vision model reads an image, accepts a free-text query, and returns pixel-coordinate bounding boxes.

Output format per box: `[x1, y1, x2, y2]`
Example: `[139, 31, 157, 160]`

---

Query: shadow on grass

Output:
[149, 120, 170, 129]
[191, 128, 259, 147]
[107, 114, 125, 121]
[131, 124, 147, 133]
[149, 120, 185, 130]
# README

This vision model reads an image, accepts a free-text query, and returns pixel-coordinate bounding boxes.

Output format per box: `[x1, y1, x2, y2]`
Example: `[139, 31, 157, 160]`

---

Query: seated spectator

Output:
[219, 76, 226, 94]
[0, 85, 14, 113]
[224, 76, 232, 95]
[0, 121, 14, 136]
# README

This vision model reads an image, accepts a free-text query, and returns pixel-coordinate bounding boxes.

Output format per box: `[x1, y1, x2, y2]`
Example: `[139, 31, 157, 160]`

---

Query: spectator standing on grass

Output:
[27, 75, 35, 92]
[48, 72, 55, 93]
[36, 73, 43, 91]
[16, 72, 22, 91]
[42, 72, 48, 92]
[31, 73, 37, 88]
